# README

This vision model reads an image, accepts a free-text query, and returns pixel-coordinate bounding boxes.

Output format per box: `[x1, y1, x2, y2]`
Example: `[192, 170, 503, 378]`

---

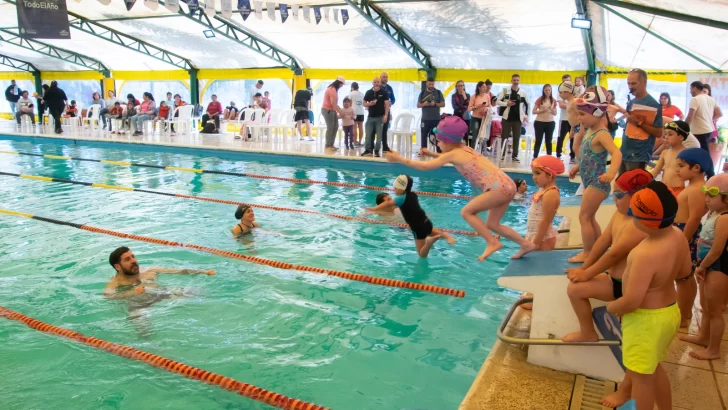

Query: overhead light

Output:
[203, 30, 215, 38]
[572, 13, 592, 30]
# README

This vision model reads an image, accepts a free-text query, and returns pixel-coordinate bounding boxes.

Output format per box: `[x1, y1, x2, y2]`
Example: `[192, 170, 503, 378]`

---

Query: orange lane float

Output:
[0, 306, 329, 410]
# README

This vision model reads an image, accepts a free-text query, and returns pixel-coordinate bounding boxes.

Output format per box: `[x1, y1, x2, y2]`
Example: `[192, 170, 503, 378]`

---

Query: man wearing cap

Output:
[563, 169, 653, 346]
[496, 74, 529, 162]
[620, 69, 663, 172]
[556, 82, 577, 163]
[361, 77, 390, 157]
[322, 76, 346, 154]
[380, 72, 395, 153]
[417, 78, 445, 155]
[294, 86, 313, 140]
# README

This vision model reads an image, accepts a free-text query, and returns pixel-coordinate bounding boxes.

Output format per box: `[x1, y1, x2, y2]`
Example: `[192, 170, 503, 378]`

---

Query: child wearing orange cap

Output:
[681, 174, 728, 360]
[651, 121, 690, 197]
[674, 147, 712, 327]
[527, 156, 564, 251]
[567, 86, 623, 263]
[562, 169, 653, 349]
[607, 181, 691, 410]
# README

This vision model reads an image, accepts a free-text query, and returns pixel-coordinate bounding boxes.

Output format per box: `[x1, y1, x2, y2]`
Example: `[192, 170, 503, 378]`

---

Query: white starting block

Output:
[497, 250, 625, 382]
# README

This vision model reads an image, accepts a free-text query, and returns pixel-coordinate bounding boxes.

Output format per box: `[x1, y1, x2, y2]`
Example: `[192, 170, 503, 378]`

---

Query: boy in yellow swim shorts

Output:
[603, 181, 692, 410]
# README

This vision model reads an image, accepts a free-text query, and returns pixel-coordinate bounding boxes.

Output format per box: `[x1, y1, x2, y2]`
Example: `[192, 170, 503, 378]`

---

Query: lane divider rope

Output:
[0, 306, 329, 410]
[0, 150, 474, 199]
[0, 171, 479, 237]
[0, 208, 466, 298]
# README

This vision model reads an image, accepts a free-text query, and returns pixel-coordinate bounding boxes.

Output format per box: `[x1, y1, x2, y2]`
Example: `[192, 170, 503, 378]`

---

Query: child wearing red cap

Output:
[607, 181, 691, 410]
[567, 86, 623, 264]
[386, 116, 536, 262]
[682, 174, 728, 361]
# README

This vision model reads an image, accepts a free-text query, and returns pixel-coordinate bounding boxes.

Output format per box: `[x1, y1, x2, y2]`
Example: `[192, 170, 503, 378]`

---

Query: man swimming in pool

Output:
[104, 246, 215, 299]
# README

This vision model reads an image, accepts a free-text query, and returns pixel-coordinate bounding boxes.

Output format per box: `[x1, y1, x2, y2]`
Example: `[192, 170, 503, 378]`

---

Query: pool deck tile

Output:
[664, 362, 724, 410]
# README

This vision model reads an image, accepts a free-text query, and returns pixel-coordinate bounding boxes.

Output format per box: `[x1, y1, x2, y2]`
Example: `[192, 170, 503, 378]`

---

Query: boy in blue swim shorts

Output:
[603, 181, 692, 410]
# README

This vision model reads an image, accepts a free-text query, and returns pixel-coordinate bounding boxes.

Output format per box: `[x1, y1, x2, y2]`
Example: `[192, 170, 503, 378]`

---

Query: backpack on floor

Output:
[202, 122, 217, 134]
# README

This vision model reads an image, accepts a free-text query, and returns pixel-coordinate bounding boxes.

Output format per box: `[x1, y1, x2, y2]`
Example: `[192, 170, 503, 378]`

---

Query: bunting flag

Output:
[97, 0, 112, 5]
[280, 4, 288, 23]
[164, 0, 179, 12]
[341, 9, 349, 25]
[187, 0, 199, 14]
[291, 4, 298, 20]
[221, 0, 232, 18]
[266, 2, 275, 20]
[238, 0, 251, 20]
[254, 1, 262, 19]
[333, 8, 339, 24]
[144, 0, 159, 9]
[314, 7, 321, 24]
[125, 0, 136, 11]
[302, 6, 310, 23]
[204, 0, 216, 16]
[324, 8, 330, 23]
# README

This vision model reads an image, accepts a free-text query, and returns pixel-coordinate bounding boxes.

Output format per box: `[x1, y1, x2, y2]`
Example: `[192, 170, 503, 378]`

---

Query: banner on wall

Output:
[688, 73, 728, 128]
[266, 2, 275, 20]
[221, 0, 232, 18]
[16, 0, 71, 39]
[341, 9, 349, 25]
[280, 4, 288, 23]
[238, 0, 251, 20]
[165, 0, 179, 12]
[314, 7, 321, 24]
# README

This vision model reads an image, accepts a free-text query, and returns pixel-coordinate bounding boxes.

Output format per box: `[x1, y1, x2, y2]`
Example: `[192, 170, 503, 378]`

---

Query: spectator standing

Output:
[620, 69, 663, 171]
[467, 80, 492, 149]
[202, 94, 223, 132]
[703, 84, 722, 140]
[348, 82, 365, 147]
[685, 81, 722, 152]
[42, 81, 68, 134]
[249, 80, 264, 105]
[496, 74, 529, 162]
[293, 86, 313, 140]
[532, 84, 557, 158]
[5, 80, 21, 115]
[130, 92, 156, 136]
[380, 72, 395, 153]
[361, 77, 390, 157]
[321, 76, 345, 154]
[15, 91, 35, 125]
[417, 78, 445, 154]
[451, 80, 471, 144]
[660, 92, 683, 120]
[606, 89, 621, 137]
[556, 82, 575, 161]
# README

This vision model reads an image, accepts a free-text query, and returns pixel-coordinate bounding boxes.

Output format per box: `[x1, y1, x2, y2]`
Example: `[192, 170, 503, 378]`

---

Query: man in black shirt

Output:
[42, 81, 68, 134]
[496, 74, 529, 162]
[361, 77, 390, 157]
[293, 87, 313, 140]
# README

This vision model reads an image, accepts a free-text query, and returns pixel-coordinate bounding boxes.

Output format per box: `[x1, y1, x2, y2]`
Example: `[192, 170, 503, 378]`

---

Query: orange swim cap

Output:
[531, 156, 565, 176]
[616, 169, 653, 192]
[629, 181, 677, 229]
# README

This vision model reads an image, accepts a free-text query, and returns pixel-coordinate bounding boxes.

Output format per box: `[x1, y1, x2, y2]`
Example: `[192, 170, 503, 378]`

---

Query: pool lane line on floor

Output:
[0, 306, 329, 410]
[0, 149, 475, 200]
[0, 209, 466, 298]
[0, 171, 479, 237]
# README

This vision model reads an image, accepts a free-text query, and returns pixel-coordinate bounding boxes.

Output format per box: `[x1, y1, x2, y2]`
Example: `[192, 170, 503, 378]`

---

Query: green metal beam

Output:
[591, 0, 728, 31]
[93, 15, 183, 23]
[158, 0, 302, 73]
[3, 0, 194, 71]
[575, 0, 597, 85]
[0, 29, 109, 75]
[0, 53, 38, 72]
[344, 0, 434, 75]
[599, 4, 721, 73]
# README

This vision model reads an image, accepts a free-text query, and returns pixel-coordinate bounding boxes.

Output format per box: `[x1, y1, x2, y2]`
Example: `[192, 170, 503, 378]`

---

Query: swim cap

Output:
[629, 181, 677, 229]
[664, 120, 690, 140]
[235, 204, 251, 219]
[677, 147, 715, 178]
[706, 174, 728, 193]
[531, 156, 565, 176]
[574, 86, 609, 117]
[393, 174, 413, 192]
[513, 178, 525, 188]
[616, 169, 653, 192]
[434, 116, 468, 144]
[558, 82, 574, 94]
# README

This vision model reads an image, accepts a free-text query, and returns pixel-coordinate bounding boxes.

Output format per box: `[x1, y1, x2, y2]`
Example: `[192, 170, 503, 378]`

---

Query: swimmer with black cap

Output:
[513, 178, 527, 200]
[232, 204, 260, 236]
[604, 181, 691, 410]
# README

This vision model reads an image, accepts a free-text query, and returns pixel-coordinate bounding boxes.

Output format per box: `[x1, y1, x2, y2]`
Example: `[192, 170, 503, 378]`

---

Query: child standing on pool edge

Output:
[386, 115, 536, 261]
[567, 86, 622, 263]
[527, 156, 564, 251]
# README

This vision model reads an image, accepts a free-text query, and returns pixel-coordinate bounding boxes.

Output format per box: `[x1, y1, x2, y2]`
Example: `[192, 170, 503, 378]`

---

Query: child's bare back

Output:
[659, 148, 684, 189]
[675, 184, 705, 223]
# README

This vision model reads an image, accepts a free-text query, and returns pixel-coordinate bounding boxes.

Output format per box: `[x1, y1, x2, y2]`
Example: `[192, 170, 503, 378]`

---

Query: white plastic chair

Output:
[388, 113, 416, 157]
[235, 108, 254, 124]
[275, 109, 297, 142]
[62, 102, 83, 131]
[165, 105, 195, 136]
[82, 104, 102, 133]
[249, 110, 275, 140]
[314, 113, 327, 143]
[108, 105, 127, 134]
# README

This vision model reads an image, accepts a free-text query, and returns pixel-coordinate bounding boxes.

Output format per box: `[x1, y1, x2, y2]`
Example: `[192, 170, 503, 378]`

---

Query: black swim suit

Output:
[611, 276, 623, 299]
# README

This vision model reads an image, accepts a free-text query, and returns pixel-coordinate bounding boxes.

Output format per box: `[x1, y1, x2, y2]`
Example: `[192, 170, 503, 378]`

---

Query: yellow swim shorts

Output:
[622, 303, 680, 374]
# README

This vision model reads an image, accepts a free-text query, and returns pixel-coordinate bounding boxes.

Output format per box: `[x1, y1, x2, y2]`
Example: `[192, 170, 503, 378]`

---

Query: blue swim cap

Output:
[677, 148, 715, 179]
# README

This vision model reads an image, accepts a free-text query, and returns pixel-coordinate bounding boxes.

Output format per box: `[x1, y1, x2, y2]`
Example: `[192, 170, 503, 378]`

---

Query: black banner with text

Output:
[16, 0, 70, 39]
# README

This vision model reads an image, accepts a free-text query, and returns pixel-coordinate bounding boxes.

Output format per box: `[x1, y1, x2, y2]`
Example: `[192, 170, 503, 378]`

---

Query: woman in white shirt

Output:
[531, 84, 557, 158]
[348, 82, 365, 147]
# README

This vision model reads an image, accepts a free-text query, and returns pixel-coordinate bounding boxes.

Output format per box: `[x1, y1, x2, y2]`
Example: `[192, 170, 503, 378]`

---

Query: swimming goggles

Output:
[613, 189, 637, 200]
[432, 127, 463, 141]
[627, 207, 675, 222]
[664, 121, 688, 135]
[701, 185, 728, 197]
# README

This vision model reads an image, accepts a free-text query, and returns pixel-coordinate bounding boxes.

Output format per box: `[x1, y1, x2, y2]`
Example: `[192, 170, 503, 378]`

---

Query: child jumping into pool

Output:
[567, 86, 622, 263]
[364, 175, 455, 257]
[606, 181, 690, 410]
[682, 174, 728, 360]
[386, 115, 535, 261]
[232, 204, 260, 236]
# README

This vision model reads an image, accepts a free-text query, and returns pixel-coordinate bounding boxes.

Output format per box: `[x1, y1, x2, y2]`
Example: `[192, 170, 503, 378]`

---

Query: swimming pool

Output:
[0, 136, 578, 410]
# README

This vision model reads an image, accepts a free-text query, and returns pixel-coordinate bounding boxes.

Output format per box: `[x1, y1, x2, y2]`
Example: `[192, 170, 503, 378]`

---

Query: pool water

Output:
[0, 137, 578, 410]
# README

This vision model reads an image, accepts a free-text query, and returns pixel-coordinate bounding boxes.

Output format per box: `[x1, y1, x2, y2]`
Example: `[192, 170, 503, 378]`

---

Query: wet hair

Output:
[109, 246, 130, 268]
[660, 92, 672, 106]
[235, 204, 251, 219]
[375, 193, 389, 205]
[513, 178, 525, 189]
[351, 82, 359, 91]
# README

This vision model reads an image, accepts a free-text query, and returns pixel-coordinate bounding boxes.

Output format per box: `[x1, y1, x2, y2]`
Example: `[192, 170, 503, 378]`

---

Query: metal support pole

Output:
[189, 69, 199, 106]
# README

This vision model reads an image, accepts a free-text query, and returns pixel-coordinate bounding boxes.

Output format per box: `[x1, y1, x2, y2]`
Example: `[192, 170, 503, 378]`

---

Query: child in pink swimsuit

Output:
[386, 116, 536, 262]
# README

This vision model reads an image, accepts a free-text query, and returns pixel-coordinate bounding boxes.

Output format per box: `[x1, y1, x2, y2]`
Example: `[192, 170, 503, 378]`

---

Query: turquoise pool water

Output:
[0, 137, 578, 410]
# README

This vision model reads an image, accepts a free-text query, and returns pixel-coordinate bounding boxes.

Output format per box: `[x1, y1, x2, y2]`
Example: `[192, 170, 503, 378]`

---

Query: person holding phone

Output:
[417, 78, 445, 155]
[532, 84, 557, 158]
[496, 74, 529, 162]
[468, 80, 493, 149]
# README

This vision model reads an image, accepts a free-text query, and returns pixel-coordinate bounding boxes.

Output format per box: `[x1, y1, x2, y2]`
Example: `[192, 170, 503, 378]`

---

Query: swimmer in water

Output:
[104, 246, 215, 299]
[232, 204, 260, 236]
[363, 193, 404, 220]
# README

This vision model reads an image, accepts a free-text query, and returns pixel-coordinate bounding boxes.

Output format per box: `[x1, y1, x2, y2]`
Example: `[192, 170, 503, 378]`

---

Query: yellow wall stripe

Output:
[91, 184, 134, 191]
[165, 166, 203, 173]
[20, 175, 53, 182]
[0, 209, 33, 218]
[43, 154, 72, 160]
[112, 70, 190, 81]
[100, 160, 132, 166]
[0, 72, 34, 80]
